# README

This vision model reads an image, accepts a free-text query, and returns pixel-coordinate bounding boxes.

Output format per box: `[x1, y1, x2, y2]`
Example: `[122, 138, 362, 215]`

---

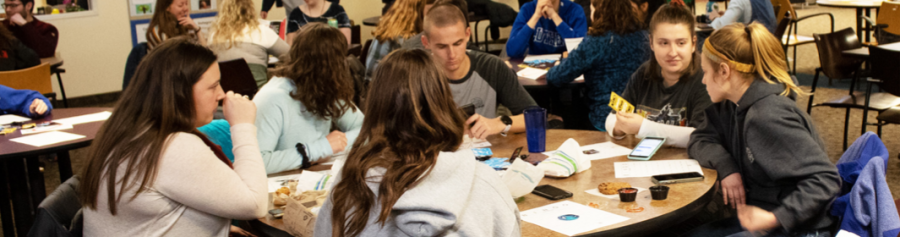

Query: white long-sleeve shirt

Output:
[605, 112, 695, 148]
[84, 123, 268, 237]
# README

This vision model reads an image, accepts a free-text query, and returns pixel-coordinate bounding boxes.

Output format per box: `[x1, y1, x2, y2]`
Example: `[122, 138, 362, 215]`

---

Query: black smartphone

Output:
[651, 172, 704, 184]
[460, 104, 476, 118]
[532, 184, 573, 200]
[268, 208, 284, 218]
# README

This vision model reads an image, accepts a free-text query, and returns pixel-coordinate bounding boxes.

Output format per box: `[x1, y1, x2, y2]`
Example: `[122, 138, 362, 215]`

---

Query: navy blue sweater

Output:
[506, 0, 587, 57]
[545, 31, 651, 131]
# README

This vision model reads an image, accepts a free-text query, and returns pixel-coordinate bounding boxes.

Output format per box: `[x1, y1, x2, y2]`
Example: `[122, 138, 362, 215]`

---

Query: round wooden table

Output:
[0, 107, 110, 237]
[362, 16, 380, 26]
[256, 129, 717, 237]
[817, 0, 884, 43]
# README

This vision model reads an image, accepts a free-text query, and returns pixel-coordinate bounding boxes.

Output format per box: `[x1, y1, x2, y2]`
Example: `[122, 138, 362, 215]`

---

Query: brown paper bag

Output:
[283, 198, 316, 237]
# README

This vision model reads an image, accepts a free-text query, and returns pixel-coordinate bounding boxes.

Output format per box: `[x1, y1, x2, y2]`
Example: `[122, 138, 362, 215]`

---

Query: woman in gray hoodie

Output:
[315, 48, 521, 237]
[687, 23, 840, 237]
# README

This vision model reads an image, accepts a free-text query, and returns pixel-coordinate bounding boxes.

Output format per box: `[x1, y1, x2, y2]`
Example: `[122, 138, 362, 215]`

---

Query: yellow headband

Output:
[703, 37, 754, 73]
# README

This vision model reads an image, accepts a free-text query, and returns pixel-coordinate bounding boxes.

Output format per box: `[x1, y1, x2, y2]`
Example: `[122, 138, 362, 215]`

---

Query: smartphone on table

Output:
[532, 185, 573, 200]
[627, 137, 666, 161]
[651, 172, 704, 184]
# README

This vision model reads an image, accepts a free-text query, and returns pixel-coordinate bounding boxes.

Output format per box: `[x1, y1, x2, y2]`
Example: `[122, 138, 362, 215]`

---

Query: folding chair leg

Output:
[807, 68, 821, 115]
[843, 107, 850, 151]
[862, 81, 873, 135]
[792, 45, 798, 75]
[55, 71, 68, 108]
[877, 121, 883, 137]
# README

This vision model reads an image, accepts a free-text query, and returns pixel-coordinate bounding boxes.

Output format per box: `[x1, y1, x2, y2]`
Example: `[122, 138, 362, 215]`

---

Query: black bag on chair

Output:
[28, 177, 82, 237]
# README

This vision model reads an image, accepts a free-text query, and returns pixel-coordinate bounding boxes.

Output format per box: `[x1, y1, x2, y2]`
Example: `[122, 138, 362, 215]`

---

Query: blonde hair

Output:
[702, 23, 804, 96]
[210, 0, 259, 49]
[374, 0, 424, 42]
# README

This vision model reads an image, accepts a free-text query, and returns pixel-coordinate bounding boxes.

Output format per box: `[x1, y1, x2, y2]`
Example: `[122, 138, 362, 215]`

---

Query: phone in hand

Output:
[532, 184, 573, 200]
[628, 137, 666, 161]
[651, 172, 704, 185]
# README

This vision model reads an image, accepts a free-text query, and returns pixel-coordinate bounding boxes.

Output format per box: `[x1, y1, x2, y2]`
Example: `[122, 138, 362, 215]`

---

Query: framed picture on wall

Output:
[129, 0, 155, 17]
[192, 0, 216, 10]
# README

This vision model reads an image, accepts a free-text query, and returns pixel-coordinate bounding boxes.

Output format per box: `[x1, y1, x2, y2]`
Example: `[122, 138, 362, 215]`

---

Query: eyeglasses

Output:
[2, 3, 21, 8]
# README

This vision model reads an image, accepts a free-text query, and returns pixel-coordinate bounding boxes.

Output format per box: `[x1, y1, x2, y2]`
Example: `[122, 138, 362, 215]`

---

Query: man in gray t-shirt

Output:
[422, 3, 537, 140]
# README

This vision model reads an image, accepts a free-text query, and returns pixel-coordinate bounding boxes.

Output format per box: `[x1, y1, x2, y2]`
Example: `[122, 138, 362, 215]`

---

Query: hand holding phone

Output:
[628, 137, 666, 161]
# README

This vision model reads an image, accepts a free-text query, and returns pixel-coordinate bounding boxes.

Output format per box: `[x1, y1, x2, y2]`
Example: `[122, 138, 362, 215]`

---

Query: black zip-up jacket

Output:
[689, 79, 841, 233]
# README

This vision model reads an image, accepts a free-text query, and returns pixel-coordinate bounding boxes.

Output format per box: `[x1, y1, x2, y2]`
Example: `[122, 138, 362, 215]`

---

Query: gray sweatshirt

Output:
[314, 150, 522, 237]
[688, 79, 841, 233]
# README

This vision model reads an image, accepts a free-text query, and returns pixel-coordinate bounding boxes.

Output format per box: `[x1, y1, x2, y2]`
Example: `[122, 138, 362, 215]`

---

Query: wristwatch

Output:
[296, 143, 311, 169]
[500, 115, 513, 137]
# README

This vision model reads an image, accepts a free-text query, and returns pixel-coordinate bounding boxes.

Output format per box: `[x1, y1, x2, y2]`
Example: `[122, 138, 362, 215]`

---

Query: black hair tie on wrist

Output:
[296, 143, 311, 169]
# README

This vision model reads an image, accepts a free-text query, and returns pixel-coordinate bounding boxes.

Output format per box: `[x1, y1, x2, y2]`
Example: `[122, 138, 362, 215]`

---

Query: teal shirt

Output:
[253, 76, 364, 174]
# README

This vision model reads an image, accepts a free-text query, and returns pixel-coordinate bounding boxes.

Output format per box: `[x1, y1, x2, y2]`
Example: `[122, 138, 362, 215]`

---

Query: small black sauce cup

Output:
[650, 185, 670, 200]
[618, 188, 638, 202]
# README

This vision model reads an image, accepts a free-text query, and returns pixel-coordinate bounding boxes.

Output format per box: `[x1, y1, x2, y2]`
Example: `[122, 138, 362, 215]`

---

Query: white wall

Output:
[37, 0, 132, 98]
[42, 0, 521, 98]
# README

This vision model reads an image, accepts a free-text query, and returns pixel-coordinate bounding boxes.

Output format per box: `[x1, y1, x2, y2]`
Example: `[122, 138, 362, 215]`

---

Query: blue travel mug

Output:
[524, 106, 547, 153]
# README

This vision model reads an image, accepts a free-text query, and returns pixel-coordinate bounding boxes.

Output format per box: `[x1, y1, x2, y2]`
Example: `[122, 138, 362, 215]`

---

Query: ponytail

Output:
[703, 23, 805, 96]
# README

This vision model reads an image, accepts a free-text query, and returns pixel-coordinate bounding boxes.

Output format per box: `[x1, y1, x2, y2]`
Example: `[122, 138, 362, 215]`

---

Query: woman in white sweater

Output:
[80, 37, 268, 236]
[316, 49, 520, 237]
[209, 0, 289, 88]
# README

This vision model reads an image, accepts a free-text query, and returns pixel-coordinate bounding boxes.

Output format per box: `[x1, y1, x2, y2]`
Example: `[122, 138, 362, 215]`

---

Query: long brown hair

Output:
[80, 37, 218, 214]
[374, 0, 424, 42]
[0, 24, 17, 51]
[271, 23, 356, 119]
[643, 2, 699, 80]
[589, 0, 644, 36]
[703, 23, 803, 96]
[329, 49, 467, 237]
[146, 0, 194, 49]
[210, 0, 259, 49]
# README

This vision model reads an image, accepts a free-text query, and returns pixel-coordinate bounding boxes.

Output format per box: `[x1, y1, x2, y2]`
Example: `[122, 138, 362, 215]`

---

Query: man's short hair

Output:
[18, 0, 34, 12]
[423, 1, 468, 36]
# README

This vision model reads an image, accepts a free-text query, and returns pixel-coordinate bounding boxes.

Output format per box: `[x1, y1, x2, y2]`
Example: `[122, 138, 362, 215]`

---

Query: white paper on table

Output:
[0, 114, 30, 125]
[267, 171, 333, 193]
[565, 37, 584, 51]
[523, 54, 561, 62]
[53, 111, 112, 125]
[614, 159, 704, 178]
[580, 142, 632, 160]
[10, 131, 85, 147]
[517, 67, 547, 80]
[521, 201, 629, 236]
[585, 187, 648, 199]
[20, 123, 73, 135]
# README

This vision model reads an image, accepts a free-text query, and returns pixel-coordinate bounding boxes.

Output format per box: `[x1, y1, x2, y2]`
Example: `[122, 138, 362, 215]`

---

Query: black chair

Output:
[771, 0, 834, 75]
[218, 59, 259, 99]
[27, 176, 81, 237]
[809, 28, 867, 150]
[122, 43, 149, 91]
[861, 46, 900, 137]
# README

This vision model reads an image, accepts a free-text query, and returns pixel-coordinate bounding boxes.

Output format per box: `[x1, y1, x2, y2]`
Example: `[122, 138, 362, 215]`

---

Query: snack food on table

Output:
[597, 182, 632, 195]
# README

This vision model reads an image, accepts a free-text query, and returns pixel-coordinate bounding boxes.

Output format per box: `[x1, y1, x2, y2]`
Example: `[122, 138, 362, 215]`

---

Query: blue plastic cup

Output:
[524, 106, 547, 153]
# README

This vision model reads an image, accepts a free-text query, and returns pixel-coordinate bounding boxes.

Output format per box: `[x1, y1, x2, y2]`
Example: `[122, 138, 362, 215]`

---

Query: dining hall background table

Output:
[0, 107, 110, 237]
[817, 0, 884, 43]
[254, 129, 717, 237]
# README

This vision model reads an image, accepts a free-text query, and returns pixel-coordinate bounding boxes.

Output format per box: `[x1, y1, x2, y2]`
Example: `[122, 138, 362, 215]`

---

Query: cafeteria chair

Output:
[122, 42, 149, 90]
[27, 176, 82, 237]
[809, 28, 866, 111]
[0, 63, 56, 102]
[218, 59, 259, 99]
[860, 1, 900, 45]
[771, 0, 834, 75]
[860, 46, 900, 138]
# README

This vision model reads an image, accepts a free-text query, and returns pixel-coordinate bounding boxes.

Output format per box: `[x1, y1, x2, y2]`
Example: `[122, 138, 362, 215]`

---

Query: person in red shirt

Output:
[3, 0, 58, 58]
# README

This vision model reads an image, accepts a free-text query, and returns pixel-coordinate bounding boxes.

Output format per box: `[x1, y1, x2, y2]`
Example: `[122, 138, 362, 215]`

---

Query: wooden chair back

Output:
[869, 46, 900, 97]
[814, 28, 864, 79]
[771, 0, 796, 23]
[218, 59, 259, 99]
[878, 1, 900, 36]
[0, 63, 52, 94]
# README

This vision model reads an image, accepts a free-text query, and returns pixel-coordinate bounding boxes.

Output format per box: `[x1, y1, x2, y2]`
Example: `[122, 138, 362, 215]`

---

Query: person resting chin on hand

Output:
[0, 85, 52, 118]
